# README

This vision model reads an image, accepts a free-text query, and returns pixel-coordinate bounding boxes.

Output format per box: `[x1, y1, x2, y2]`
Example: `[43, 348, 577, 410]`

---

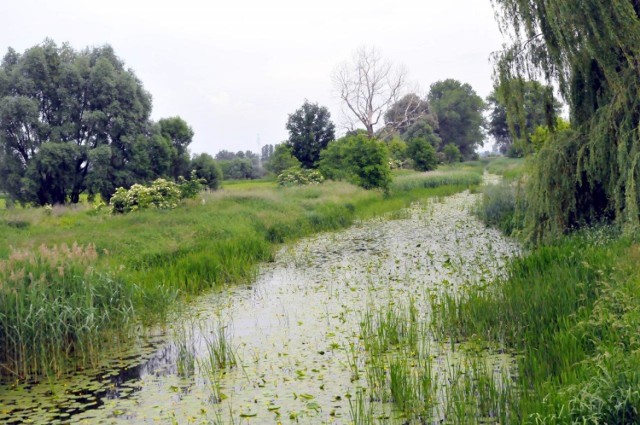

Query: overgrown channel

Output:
[0, 176, 520, 424]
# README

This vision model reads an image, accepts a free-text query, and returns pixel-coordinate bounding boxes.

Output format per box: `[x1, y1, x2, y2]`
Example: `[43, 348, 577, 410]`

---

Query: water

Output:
[0, 189, 519, 424]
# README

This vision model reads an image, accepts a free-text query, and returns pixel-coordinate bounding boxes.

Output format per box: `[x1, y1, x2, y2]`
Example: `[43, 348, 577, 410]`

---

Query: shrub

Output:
[110, 179, 182, 214]
[475, 181, 525, 236]
[406, 137, 437, 171]
[442, 143, 462, 163]
[277, 167, 324, 187]
[319, 134, 391, 190]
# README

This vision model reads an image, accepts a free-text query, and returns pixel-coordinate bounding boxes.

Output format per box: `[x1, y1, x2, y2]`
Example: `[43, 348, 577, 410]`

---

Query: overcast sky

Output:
[2, 0, 507, 156]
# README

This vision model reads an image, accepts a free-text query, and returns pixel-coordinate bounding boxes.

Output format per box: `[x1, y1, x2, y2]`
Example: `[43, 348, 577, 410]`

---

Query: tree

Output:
[285, 100, 335, 168]
[261, 144, 274, 162]
[319, 134, 391, 190]
[406, 137, 437, 172]
[428, 79, 485, 160]
[190, 153, 222, 190]
[492, 0, 640, 239]
[486, 79, 562, 156]
[265, 143, 300, 175]
[333, 46, 407, 138]
[157, 117, 194, 180]
[383, 93, 437, 138]
[0, 40, 165, 204]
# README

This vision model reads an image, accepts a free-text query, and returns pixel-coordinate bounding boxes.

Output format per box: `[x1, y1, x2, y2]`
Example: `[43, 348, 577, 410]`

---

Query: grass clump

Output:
[0, 243, 132, 380]
[475, 181, 526, 236]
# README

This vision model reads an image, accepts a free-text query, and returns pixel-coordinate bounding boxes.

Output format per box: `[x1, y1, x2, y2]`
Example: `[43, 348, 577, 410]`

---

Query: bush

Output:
[190, 153, 223, 190]
[475, 181, 525, 236]
[110, 179, 182, 214]
[277, 167, 324, 187]
[442, 143, 462, 163]
[266, 144, 301, 175]
[406, 137, 437, 171]
[319, 134, 391, 190]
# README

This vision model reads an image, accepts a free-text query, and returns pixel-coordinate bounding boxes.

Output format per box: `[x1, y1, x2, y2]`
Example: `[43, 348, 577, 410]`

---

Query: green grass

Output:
[430, 227, 640, 423]
[0, 163, 485, 380]
[485, 157, 527, 181]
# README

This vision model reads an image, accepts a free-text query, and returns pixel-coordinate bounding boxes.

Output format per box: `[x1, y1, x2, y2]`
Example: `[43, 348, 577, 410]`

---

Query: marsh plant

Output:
[0, 243, 133, 380]
[359, 301, 437, 422]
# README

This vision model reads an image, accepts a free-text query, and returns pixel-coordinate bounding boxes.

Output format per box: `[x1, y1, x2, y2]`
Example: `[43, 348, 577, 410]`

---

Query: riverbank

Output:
[0, 165, 483, 381]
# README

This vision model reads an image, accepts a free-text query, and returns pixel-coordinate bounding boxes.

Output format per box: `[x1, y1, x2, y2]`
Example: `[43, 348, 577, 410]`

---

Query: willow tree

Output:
[492, 0, 640, 241]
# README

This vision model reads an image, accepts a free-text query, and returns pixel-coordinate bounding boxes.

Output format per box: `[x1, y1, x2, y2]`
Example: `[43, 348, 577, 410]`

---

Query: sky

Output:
[2, 0, 507, 156]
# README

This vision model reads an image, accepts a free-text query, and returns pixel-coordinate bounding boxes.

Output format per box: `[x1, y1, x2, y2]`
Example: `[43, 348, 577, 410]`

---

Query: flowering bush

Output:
[277, 167, 324, 187]
[110, 179, 182, 214]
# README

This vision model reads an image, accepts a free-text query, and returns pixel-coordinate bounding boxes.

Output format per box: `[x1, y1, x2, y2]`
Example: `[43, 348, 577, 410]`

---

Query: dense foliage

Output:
[492, 0, 640, 240]
[0, 41, 196, 205]
[487, 80, 561, 157]
[190, 153, 222, 190]
[265, 143, 300, 175]
[428, 79, 485, 160]
[276, 167, 324, 187]
[319, 134, 391, 190]
[109, 175, 203, 214]
[285, 100, 335, 168]
[215, 150, 264, 180]
[406, 137, 437, 171]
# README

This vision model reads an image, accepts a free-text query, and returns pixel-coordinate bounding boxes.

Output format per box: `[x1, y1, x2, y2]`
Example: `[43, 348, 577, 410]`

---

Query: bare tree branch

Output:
[332, 46, 408, 138]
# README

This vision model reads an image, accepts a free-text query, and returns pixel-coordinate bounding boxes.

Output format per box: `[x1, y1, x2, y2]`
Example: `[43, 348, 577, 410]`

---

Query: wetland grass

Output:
[431, 228, 640, 423]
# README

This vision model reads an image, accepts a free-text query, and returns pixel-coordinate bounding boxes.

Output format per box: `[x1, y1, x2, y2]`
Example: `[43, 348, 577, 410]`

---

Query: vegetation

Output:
[276, 167, 324, 186]
[265, 143, 300, 175]
[492, 0, 640, 241]
[431, 228, 640, 423]
[486, 79, 562, 157]
[319, 134, 391, 190]
[428, 79, 485, 160]
[285, 100, 335, 168]
[0, 41, 196, 205]
[406, 136, 437, 171]
[333, 46, 407, 138]
[215, 150, 264, 180]
[190, 153, 223, 190]
[0, 164, 483, 380]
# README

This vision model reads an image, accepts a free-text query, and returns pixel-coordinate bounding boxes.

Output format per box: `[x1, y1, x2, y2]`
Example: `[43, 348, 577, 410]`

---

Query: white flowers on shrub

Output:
[277, 167, 324, 187]
[110, 179, 183, 214]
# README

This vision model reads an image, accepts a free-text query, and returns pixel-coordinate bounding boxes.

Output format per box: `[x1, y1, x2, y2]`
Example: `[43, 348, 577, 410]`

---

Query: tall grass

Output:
[431, 228, 640, 423]
[0, 243, 132, 380]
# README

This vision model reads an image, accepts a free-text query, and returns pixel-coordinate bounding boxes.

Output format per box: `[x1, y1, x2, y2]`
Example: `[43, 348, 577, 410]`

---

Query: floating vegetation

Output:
[0, 179, 520, 423]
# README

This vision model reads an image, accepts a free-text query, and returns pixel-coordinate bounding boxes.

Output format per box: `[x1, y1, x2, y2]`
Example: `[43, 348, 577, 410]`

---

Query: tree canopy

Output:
[0, 40, 194, 204]
[285, 100, 335, 168]
[492, 0, 640, 240]
[428, 79, 485, 160]
[383, 93, 437, 138]
[319, 134, 391, 190]
[487, 79, 561, 157]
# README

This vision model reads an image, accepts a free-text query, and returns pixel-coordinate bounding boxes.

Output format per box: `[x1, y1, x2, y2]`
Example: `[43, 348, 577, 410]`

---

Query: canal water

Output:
[0, 188, 519, 424]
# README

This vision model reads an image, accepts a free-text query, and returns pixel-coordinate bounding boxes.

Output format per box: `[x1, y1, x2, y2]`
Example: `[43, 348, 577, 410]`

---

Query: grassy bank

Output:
[0, 166, 482, 380]
[430, 228, 640, 423]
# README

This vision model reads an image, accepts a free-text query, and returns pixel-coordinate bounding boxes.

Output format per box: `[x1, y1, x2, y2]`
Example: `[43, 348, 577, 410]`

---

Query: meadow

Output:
[0, 165, 483, 381]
